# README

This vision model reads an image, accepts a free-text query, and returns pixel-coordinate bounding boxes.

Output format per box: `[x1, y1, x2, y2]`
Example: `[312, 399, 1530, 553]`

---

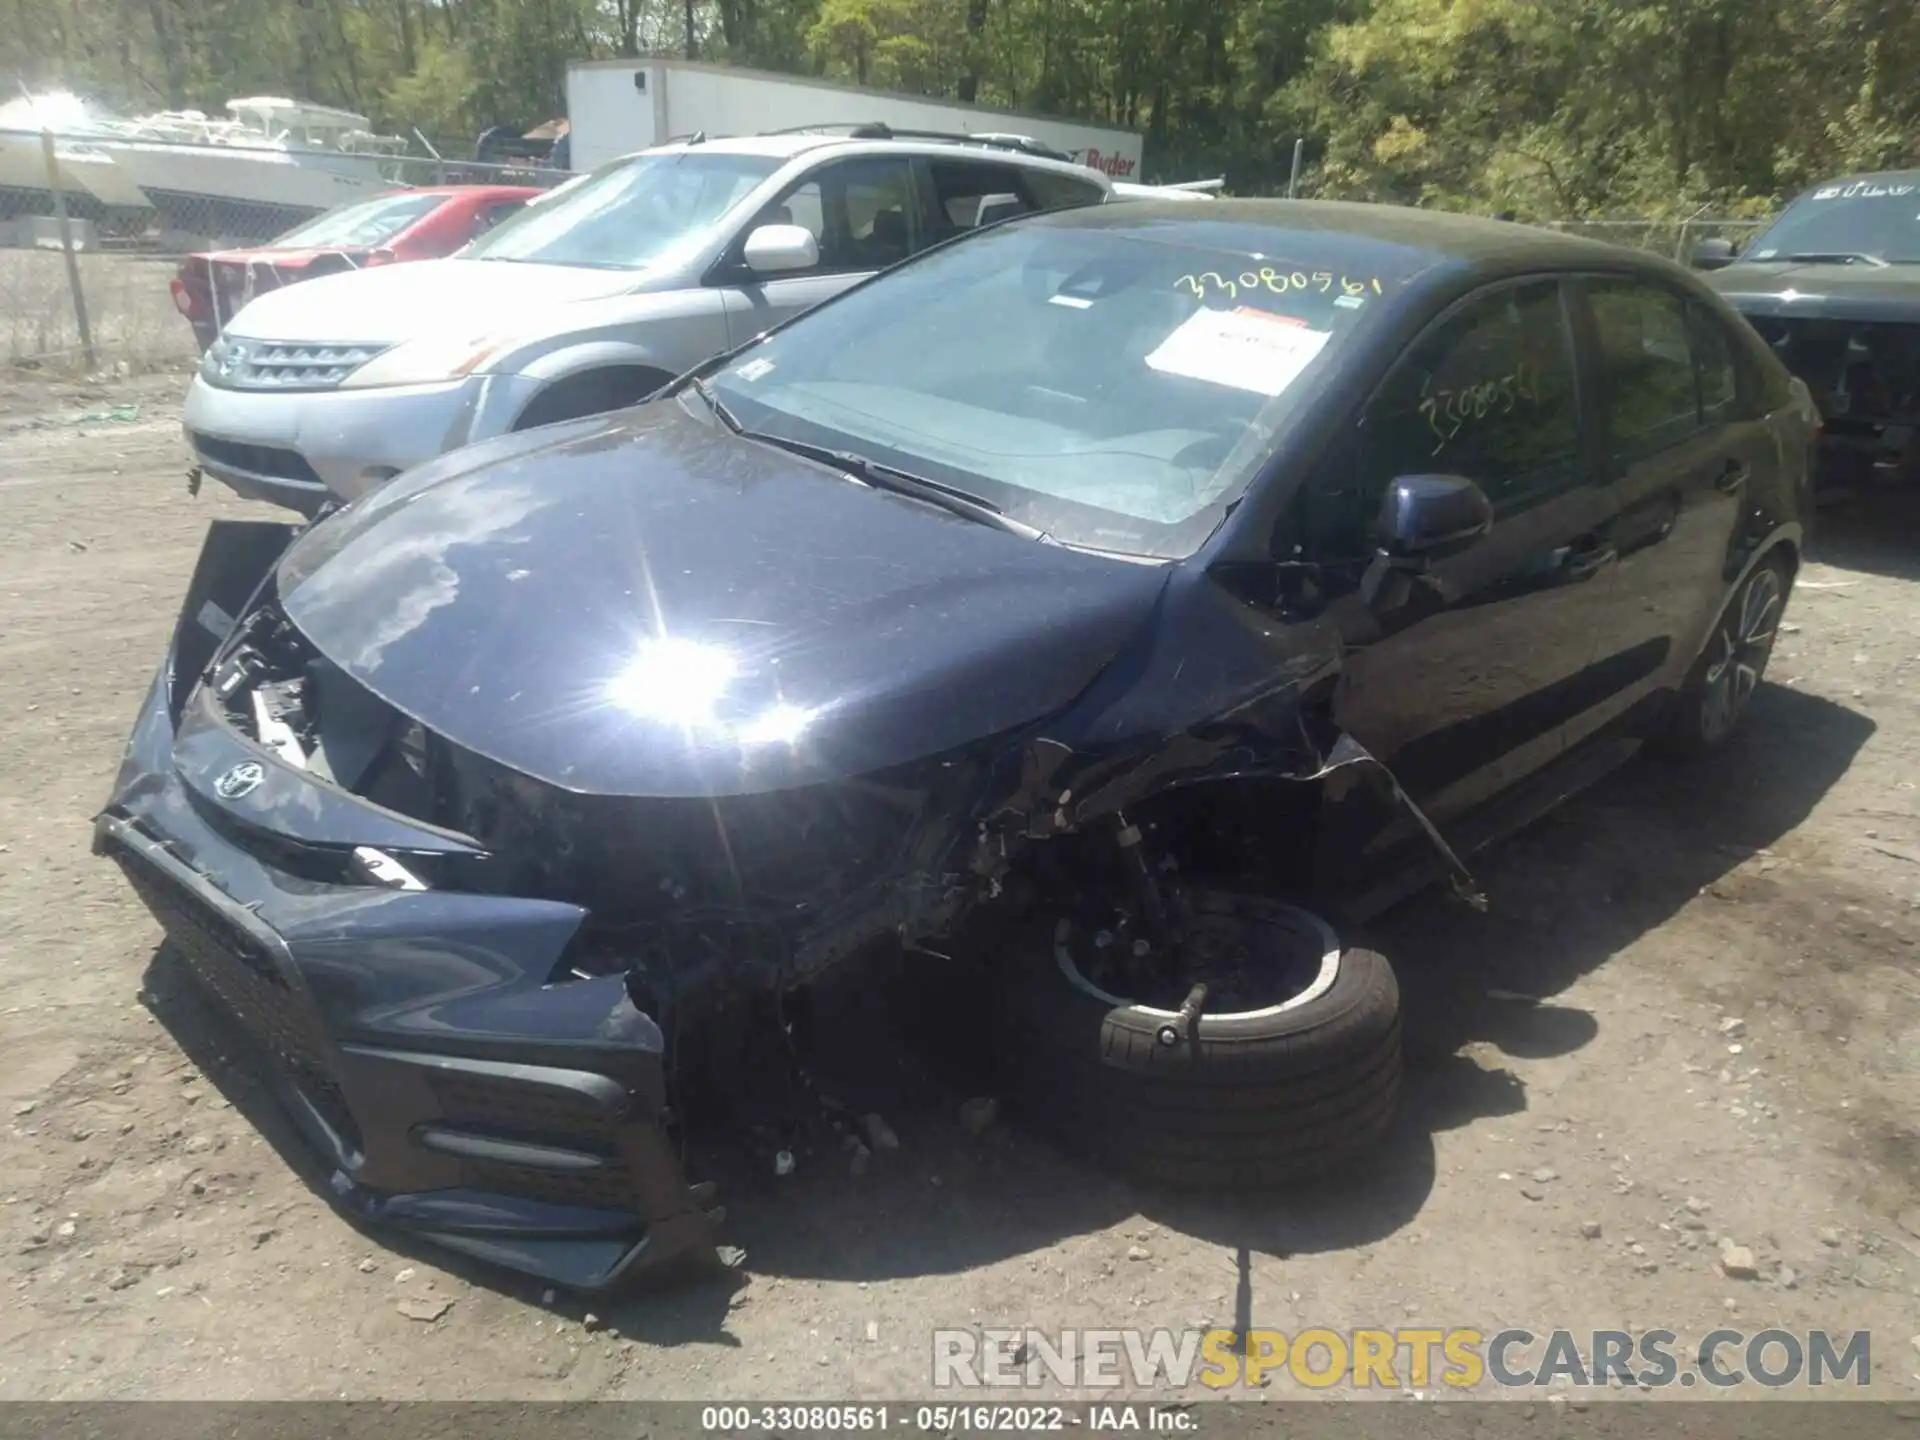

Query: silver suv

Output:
[183, 131, 1113, 513]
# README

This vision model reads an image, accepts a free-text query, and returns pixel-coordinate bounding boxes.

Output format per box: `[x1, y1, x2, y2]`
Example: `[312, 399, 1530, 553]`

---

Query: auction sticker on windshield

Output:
[1145, 305, 1331, 396]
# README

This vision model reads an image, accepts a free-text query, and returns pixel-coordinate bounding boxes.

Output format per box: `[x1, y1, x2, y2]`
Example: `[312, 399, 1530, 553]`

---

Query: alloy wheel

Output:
[1698, 565, 1783, 744]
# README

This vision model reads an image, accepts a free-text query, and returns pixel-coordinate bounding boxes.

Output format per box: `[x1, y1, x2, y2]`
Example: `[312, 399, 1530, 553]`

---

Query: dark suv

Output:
[1699, 170, 1920, 484]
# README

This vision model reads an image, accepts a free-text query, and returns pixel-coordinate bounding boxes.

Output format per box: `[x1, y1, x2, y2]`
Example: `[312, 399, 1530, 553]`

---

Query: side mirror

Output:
[1691, 236, 1737, 270]
[1376, 474, 1494, 561]
[742, 223, 820, 276]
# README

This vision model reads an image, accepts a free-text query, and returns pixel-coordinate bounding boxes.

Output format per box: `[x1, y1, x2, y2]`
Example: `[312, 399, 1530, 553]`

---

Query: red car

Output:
[170, 185, 542, 349]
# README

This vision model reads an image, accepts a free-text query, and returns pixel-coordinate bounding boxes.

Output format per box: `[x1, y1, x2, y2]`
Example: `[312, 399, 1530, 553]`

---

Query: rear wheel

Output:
[992, 888, 1402, 1190]
[1659, 555, 1789, 756]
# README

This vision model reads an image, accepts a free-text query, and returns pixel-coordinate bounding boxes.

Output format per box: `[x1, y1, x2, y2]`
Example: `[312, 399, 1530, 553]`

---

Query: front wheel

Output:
[1658, 555, 1789, 756]
[991, 890, 1402, 1190]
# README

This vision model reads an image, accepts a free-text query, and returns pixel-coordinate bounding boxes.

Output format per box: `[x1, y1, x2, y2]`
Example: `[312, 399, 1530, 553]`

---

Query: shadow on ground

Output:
[730, 684, 1874, 1288]
[1808, 481, 1920, 582]
[136, 684, 1872, 1341]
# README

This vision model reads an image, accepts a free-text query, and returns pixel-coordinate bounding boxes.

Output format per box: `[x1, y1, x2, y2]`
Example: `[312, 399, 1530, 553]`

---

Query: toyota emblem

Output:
[214, 761, 266, 800]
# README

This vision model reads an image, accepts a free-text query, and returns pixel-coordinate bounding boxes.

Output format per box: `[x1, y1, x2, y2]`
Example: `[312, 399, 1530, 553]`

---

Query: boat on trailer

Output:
[0, 92, 407, 243]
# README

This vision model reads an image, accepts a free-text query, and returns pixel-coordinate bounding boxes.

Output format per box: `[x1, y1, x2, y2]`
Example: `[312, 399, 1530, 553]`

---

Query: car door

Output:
[1574, 277, 1759, 732]
[1290, 276, 1617, 822]
[718, 155, 920, 347]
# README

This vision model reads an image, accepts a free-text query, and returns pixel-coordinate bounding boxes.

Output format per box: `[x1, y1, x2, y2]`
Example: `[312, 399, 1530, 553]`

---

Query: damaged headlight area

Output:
[1752, 315, 1920, 462]
[204, 595, 451, 831]
[195, 586, 997, 1001]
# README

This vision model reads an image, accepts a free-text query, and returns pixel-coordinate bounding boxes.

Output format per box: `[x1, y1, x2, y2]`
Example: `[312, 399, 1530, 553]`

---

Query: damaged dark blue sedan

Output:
[97, 200, 1815, 1291]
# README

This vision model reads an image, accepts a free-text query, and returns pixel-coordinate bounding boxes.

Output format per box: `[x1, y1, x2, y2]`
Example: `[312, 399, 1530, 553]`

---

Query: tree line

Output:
[4, 0, 1916, 215]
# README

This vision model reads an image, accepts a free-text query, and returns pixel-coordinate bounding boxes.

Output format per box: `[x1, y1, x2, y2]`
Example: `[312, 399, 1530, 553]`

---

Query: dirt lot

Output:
[2, 371, 1919, 1402]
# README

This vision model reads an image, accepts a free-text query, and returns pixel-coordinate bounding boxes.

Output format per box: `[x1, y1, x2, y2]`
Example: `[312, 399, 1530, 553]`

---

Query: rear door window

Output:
[1689, 303, 1742, 423]
[1588, 280, 1704, 459]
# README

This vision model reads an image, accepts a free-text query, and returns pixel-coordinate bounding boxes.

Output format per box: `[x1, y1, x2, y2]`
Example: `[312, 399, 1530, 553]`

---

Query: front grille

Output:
[110, 837, 358, 1148]
[214, 339, 385, 391]
[188, 431, 323, 485]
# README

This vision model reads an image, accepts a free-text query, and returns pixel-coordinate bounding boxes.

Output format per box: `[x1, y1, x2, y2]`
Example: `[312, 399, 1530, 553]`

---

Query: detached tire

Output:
[993, 891, 1401, 1189]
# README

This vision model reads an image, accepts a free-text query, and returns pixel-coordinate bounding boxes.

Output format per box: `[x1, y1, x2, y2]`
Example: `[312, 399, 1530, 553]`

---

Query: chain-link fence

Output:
[0, 130, 571, 370]
[1535, 216, 1772, 261]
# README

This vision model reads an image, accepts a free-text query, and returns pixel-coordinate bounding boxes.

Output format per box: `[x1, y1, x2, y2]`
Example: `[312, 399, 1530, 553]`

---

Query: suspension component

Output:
[1113, 810, 1180, 951]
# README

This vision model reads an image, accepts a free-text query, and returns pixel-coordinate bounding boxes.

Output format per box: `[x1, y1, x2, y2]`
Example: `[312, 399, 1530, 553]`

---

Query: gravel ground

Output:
[2, 372, 1918, 1401]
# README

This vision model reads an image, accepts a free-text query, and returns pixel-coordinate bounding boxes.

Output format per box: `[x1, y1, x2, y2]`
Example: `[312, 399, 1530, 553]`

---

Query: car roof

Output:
[639, 131, 1113, 185]
[1038, 197, 1642, 268]
[656, 132, 840, 159]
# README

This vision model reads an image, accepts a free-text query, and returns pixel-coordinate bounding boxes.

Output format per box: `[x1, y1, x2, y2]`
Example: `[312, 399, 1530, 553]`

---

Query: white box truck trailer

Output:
[566, 58, 1145, 180]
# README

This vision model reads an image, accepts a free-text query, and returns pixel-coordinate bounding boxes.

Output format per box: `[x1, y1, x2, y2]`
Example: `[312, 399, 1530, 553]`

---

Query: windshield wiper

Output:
[688, 375, 741, 432]
[1773, 251, 1891, 267]
[736, 427, 1050, 542]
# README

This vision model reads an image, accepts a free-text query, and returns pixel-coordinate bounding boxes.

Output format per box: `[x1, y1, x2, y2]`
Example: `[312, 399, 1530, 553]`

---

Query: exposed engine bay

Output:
[1747, 315, 1920, 471]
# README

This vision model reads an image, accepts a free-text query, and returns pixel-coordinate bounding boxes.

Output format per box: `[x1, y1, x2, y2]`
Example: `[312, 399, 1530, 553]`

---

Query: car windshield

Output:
[463, 150, 780, 270]
[1747, 176, 1920, 263]
[269, 191, 443, 248]
[704, 218, 1400, 557]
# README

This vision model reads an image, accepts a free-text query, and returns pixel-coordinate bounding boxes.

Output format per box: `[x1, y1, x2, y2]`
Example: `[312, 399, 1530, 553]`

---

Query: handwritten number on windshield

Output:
[1177, 269, 1383, 301]
[1177, 271, 1241, 299]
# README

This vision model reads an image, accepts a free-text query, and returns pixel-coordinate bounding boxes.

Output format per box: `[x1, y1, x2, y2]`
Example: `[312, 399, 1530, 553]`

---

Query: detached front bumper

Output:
[94, 664, 721, 1292]
[181, 371, 541, 514]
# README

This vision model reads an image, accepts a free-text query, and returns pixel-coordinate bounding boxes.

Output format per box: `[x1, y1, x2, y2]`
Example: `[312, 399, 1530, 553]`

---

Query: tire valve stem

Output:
[1156, 982, 1209, 1048]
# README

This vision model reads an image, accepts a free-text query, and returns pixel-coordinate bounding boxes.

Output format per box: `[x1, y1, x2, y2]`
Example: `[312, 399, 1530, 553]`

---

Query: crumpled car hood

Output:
[275, 399, 1170, 797]
[1710, 261, 1920, 323]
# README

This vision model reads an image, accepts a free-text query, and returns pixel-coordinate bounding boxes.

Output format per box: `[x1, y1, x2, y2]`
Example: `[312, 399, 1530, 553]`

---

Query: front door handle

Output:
[1561, 535, 1618, 581]
[1714, 458, 1751, 493]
